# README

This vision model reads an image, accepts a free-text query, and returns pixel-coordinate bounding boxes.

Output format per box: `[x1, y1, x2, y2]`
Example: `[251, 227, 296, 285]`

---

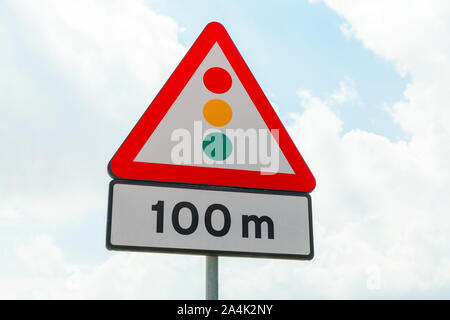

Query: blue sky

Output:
[152, 0, 407, 139]
[1, 0, 449, 299]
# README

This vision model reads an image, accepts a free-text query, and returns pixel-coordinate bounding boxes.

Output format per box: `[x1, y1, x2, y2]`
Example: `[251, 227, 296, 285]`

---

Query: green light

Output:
[202, 132, 232, 161]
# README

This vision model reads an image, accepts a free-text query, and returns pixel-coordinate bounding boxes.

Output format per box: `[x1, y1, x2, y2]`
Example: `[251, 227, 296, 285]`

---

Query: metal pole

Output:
[205, 255, 218, 300]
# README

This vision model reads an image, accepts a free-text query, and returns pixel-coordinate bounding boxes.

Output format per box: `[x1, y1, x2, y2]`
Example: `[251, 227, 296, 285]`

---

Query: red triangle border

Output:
[108, 22, 316, 192]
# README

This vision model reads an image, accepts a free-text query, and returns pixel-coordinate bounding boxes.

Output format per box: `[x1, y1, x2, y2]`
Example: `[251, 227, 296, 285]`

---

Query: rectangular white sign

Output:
[107, 180, 313, 260]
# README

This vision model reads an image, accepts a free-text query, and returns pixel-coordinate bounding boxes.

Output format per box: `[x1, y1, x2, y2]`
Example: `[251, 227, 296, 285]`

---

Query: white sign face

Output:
[134, 43, 294, 174]
[107, 181, 313, 260]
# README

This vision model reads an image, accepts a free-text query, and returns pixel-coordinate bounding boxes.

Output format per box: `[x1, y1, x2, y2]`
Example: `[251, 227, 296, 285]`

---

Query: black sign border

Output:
[106, 179, 314, 260]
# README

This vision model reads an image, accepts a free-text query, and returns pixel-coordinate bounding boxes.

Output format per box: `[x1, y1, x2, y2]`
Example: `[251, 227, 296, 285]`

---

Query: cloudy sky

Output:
[1, 0, 450, 299]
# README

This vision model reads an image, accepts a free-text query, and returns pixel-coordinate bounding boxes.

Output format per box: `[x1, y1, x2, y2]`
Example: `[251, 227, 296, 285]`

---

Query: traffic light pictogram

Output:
[202, 67, 233, 161]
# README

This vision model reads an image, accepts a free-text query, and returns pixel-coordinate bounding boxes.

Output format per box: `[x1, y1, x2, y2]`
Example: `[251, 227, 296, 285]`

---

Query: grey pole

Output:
[205, 255, 218, 300]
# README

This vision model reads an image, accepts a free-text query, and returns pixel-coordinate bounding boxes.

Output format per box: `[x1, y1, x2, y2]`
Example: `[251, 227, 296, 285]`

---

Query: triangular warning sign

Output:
[108, 22, 315, 192]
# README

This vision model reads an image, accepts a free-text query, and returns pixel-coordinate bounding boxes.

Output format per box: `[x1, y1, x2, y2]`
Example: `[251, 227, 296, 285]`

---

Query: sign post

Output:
[106, 22, 316, 299]
[206, 256, 218, 300]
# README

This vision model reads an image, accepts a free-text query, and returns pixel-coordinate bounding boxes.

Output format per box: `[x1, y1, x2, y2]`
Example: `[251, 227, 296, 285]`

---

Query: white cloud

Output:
[15, 234, 66, 277]
[1, 233, 203, 299]
[320, 0, 450, 149]
[7, 0, 186, 122]
[339, 21, 353, 40]
[0, 0, 186, 225]
[288, 89, 450, 295]
[329, 78, 361, 106]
